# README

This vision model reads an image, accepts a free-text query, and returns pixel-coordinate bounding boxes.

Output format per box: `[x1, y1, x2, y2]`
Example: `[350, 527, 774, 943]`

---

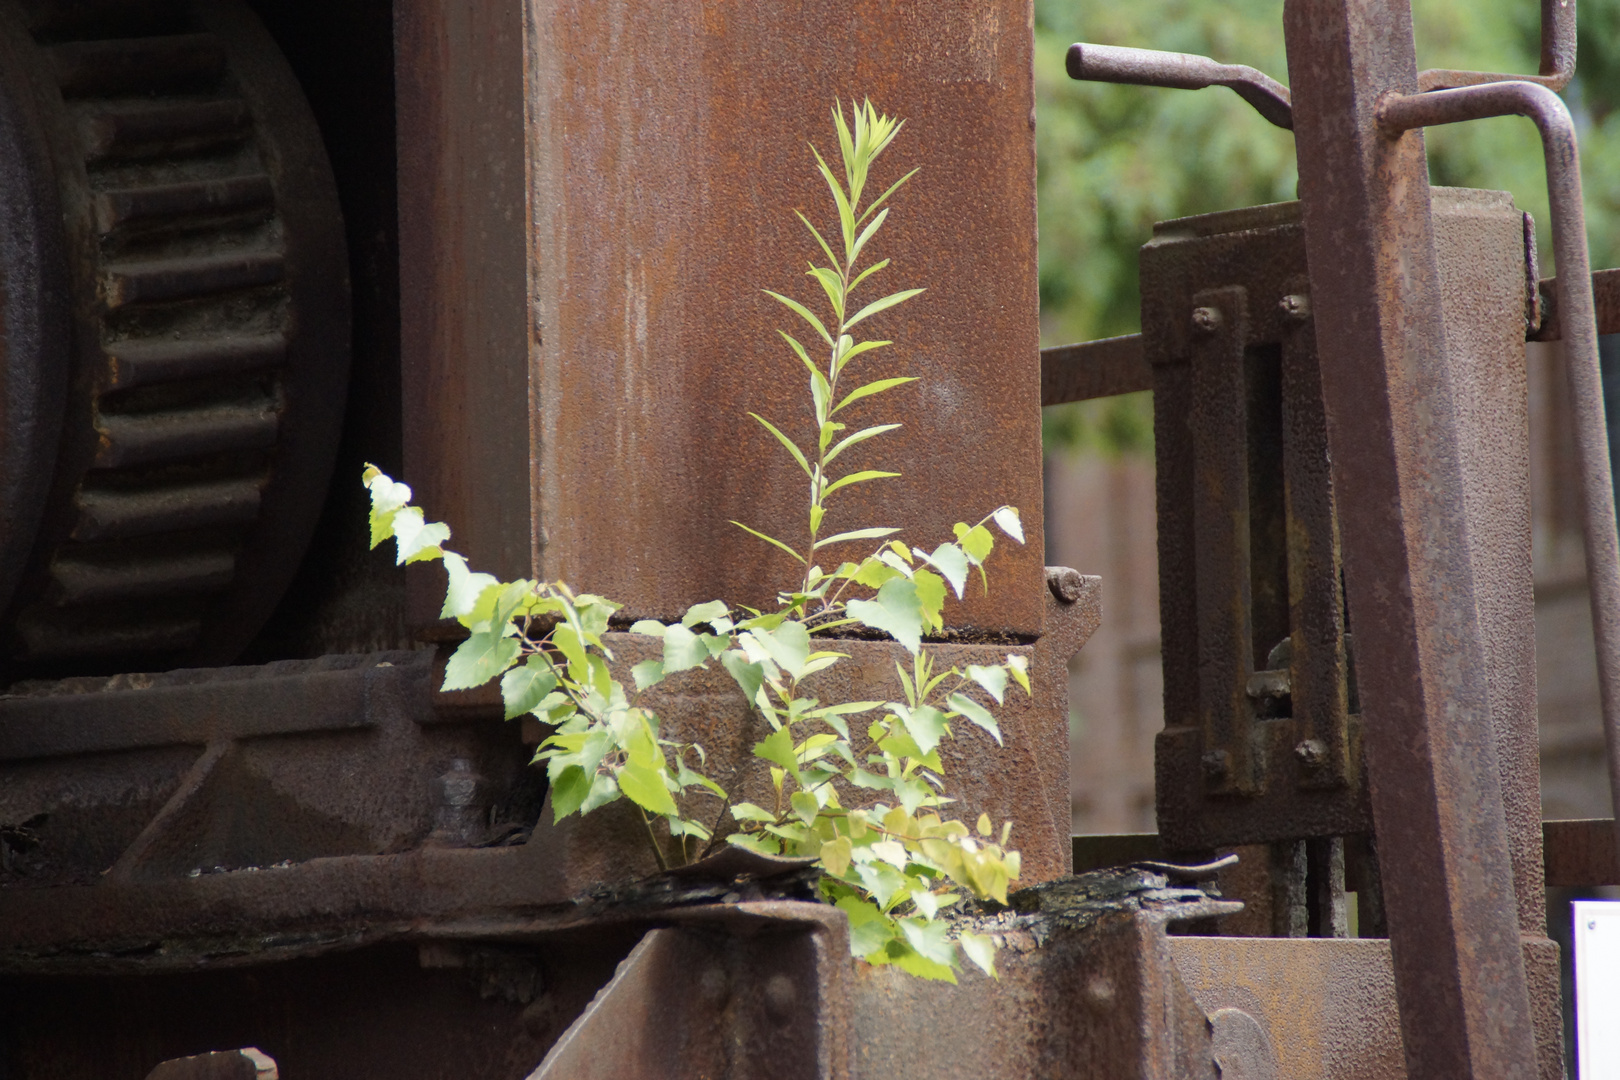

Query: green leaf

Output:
[959, 932, 998, 978]
[900, 916, 958, 968]
[721, 651, 765, 703]
[821, 835, 853, 877]
[793, 209, 840, 269]
[834, 376, 918, 414]
[632, 659, 666, 691]
[1007, 654, 1031, 695]
[748, 413, 812, 477]
[913, 570, 946, 632]
[748, 621, 810, 680]
[992, 506, 1025, 544]
[856, 167, 919, 225]
[580, 772, 622, 814]
[682, 600, 731, 629]
[915, 543, 970, 599]
[501, 657, 558, 718]
[618, 762, 678, 816]
[550, 765, 594, 818]
[763, 289, 833, 345]
[899, 703, 949, 755]
[837, 895, 895, 958]
[629, 619, 667, 637]
[845, 288, 924, 331]
[662, 623, 710, 674]
[728, 832, 782, 856]
[955, 523, 995, 565]
[832, 337, 891, 376]
[440, 553, 500, 621]
[790, 790, 821, 826]
[754, 725, 798, 772]
[813, 526, 900, 550]
[730, 520, 808, 564]
[847, 577, 924, 654]
[824, 423, 902, 466]
[807, 265, 846, 323]
[731, 802, 778, 823]
[850, 205, 888, 262]
[966, 664, 1007, 704]
[442, 631, 522, 692]
[391, 507, 451, 565]
[823, 470, 900, 499]
[947, 693, 1002, 744]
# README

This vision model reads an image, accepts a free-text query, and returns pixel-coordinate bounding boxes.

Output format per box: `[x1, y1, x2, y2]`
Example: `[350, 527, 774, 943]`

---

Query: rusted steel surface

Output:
[0, 574, 1089, 964]
[1039, 333, 1150, 404]
[1064, 43, 1293, 129]
[0, 0, 350, 675]
[1533, 267, 1620, 339]
[516, 2, 1044, 634]
[394, 0, 531, 629]
[1171, 937, 1405, 1080]
[1543, 817, 1620, 886]
[531, 903, 851, 1080]
[848, 868, 1233, 1080]
[1282, 0, 1538, 1075]
[1380, 81, 1620, 882]
[531, 573, 1098, 894]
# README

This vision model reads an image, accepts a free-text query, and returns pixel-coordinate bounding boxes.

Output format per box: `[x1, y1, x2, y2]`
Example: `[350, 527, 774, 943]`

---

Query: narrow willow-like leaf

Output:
[809, 145, 856, 258]
[777, 329, 821, 383]
[825, 423, 902, 465]
[856, 167, 919, 225]
[764, 289, 833, 345]
[846, 259, 891, 299]
[813, 525, 900, 550]
[807, 265, 845, 323]
[850, 206, 889, 263]
[834, 376, 918, 414]
[749, 412, 812, 476]
[832, 338, 891, 377]
[845, 288, 925, 331]
[794, 209, 840, 269]
[729, 520, 808, 563]
[822, 469, 900, 498]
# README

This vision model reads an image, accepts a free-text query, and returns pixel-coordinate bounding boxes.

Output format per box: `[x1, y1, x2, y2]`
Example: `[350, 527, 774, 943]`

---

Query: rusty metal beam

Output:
[1282, 1, 1539, 1077]
[1040, 334, 1150, 404]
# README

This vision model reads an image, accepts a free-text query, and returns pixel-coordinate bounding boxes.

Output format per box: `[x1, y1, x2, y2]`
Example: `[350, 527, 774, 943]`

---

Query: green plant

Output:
[364, 100, 1026, 983]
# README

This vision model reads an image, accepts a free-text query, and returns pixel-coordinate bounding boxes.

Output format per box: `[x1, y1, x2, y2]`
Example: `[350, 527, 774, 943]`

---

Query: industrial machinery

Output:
[0, 0, 1617, 1076]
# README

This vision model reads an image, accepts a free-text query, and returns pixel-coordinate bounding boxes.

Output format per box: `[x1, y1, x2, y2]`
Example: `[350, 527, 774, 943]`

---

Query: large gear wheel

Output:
[0, 0, 349, 677]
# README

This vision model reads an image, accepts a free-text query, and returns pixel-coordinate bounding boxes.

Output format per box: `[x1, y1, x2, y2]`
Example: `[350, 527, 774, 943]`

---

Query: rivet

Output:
[1279, 293, 1311, 321]
[1191, 306, 1223, 334]
[1294, 739, 1328, 768]
[764, 972, 797, 1022]
[1201, 749, 1231, 782]
[1046, 567, 1086, 604]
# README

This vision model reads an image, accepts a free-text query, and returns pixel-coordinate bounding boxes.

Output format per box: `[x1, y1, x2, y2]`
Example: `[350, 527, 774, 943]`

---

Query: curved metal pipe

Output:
[1065, 43, 1294, 130]
[1379, 80, 1620, 861]
[1419, 0, 1575, 92]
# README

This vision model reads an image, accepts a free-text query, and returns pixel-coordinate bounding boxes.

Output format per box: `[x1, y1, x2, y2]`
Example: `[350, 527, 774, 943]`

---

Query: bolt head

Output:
[1279, 293, 1311, 321]
[1294, 738, 1328, 768]
[1191, 306, 1223, 334]
[1201, 749, 1231, 781]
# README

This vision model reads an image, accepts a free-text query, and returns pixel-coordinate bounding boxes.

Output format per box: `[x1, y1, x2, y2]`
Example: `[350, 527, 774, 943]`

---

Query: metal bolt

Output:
[1201, 749, 1231, 782]
[1046, 566, 1086, 604]
[1279, 293, 1312, 321]
[1191, 306, 1223, 334]
[764, 973, 797, 1022]
[1294, 739, 1328, 769]
[1083, 975, 1116, 1010]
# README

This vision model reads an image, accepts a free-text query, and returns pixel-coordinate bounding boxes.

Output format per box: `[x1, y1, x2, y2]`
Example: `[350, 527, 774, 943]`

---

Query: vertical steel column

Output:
[1281, 1, 1539, 1077]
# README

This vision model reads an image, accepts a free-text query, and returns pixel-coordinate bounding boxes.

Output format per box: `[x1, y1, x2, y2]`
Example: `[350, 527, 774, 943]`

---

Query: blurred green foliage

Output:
[1037, 0, 1620, 455]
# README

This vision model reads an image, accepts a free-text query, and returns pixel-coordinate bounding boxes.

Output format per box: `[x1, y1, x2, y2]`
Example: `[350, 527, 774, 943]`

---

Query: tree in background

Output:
[1037, 0, 1620, 453]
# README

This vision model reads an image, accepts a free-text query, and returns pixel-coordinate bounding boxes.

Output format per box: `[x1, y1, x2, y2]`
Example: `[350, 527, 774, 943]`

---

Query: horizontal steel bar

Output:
[1039, 333, 1150, 404]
